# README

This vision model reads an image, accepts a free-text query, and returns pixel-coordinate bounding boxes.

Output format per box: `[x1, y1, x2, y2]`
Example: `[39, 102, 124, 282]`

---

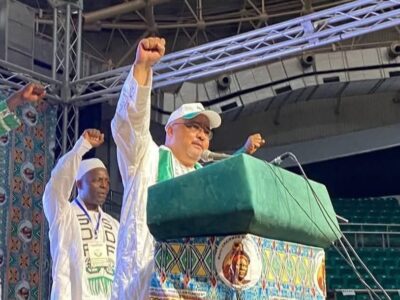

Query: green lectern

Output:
[148, 154, 341, 300]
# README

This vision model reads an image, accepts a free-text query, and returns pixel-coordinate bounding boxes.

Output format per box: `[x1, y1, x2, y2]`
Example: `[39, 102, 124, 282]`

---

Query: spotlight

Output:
[300, 54, 314, 68]
[388, 42, 400, 59]
[217, 75, 231, 90]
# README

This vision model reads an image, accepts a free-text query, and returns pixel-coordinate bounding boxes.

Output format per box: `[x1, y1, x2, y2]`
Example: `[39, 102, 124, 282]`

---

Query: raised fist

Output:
[243, 133, 266, 155]
[82, 129, 104, 148]
[20, 83, 46, 102]
[134, 37, 166, 67]
[6, 83, 46, 112]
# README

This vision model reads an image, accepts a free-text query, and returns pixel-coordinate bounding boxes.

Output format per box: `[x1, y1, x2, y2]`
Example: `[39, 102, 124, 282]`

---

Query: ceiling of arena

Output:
[10, 0, 400, 164]
[17, 0, 371, 67]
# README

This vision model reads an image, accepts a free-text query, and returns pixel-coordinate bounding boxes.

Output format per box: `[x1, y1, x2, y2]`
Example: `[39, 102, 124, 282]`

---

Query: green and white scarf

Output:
[157, 146, 202, 183]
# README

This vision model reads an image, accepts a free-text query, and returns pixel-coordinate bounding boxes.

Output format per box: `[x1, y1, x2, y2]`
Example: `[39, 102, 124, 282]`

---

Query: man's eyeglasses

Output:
[171, 121, 213, 140]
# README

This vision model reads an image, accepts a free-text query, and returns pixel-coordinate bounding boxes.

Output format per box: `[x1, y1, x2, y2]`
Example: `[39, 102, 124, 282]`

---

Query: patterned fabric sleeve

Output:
[0, 100, 21, 135]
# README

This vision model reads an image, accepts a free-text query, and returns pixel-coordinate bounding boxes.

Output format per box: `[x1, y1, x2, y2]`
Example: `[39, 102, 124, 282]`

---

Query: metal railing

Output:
[333, 289, 400, 299]
[340, 223, 400, 248]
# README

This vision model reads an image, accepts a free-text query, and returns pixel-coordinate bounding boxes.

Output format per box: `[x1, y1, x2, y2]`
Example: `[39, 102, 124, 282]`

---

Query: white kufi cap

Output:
[76, 158, 106, 180]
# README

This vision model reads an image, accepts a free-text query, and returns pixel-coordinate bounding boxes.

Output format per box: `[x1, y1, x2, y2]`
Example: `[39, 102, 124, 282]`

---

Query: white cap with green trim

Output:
[165, 103, 222, 130]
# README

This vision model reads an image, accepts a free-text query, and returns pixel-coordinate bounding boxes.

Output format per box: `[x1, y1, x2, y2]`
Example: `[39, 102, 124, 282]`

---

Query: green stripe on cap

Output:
[182, 112, 199, 119]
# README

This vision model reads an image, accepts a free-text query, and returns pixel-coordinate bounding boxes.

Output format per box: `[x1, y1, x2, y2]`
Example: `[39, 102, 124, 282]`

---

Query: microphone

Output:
[269, 152, 291, 165]
[201, 149, 231, 162]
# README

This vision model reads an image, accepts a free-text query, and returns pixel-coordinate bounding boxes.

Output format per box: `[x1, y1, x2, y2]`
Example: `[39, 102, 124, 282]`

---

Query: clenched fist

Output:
[135, 37, 166, 67]
[82, 129, 104, 148]
[20, 83, 46, 102]
[243, 133, 266, 155]
[6, 83, 46, 112]
[133, 37, 166, 86]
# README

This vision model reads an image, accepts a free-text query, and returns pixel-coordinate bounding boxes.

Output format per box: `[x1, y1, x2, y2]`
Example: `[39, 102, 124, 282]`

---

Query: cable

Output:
[331, 243, 378, 299]
[284, 152, 391, 300]
[264, 162, 381, 298]
[287, 153, 387, 299]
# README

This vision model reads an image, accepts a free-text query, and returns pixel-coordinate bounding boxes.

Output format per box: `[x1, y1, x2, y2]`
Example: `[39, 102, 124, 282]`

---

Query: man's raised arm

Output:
[111, 37, 165, 185]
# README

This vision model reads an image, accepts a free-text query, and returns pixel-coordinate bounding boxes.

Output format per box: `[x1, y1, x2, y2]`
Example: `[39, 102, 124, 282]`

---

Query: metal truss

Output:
[37, 0, 349, 69]
[0, 60, 61, 102]
[0, 59, 77, 163]
[153, 0, 400, 85]
[3, 0, 400, 150]
[51, 2, 83, 84]
[54, 104, 79, 160]
[81, 0, 346, 58]
[1, 0, 83, 160]
[70, 0, 400, 106]
[50, 0, 83, 159]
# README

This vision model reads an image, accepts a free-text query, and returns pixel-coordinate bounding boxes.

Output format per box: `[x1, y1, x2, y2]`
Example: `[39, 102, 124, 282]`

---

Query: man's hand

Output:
[133, 37, 166, 86]
[82, 129, 104, 148]
[20, 83, 46, 103]
[6, 83, 46, 111]
[135, 37, 166, 67]
[242, 133, 266, 155]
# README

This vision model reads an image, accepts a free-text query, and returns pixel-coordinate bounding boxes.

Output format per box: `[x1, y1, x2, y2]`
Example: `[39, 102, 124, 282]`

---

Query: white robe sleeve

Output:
[111, 68, 155, 186]
[43, 136, 92, 228]
[43, 136, 93, 300]
[111, 67, 159, 300]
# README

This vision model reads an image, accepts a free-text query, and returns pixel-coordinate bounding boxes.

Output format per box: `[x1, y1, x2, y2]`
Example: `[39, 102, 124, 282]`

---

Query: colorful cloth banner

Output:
[151, 234, 326, 300]
[0, 93, 57, 300]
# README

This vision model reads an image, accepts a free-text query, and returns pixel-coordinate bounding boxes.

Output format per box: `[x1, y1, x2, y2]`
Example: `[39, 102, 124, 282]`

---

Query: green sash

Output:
[157, 146, 201, 183]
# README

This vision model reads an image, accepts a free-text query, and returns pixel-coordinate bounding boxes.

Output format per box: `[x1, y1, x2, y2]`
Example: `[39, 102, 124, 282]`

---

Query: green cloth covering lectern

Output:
[147, 154, 341, 300]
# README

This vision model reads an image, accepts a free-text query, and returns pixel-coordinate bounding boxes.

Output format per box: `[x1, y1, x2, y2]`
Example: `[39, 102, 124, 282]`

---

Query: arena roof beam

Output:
[83, 0, 170, 24]
[71, 0, 400, 106]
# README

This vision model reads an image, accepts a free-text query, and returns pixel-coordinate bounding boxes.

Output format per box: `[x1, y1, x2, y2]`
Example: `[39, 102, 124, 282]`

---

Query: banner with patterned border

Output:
[0, 94, 57, 300]
[150, 234, 326, 300]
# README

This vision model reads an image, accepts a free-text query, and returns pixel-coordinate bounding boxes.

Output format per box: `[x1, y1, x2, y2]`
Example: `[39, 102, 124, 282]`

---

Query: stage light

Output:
[300, 54, 314, 68]
[388, 42, 400, 59]
[217, 75, 231, 90]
